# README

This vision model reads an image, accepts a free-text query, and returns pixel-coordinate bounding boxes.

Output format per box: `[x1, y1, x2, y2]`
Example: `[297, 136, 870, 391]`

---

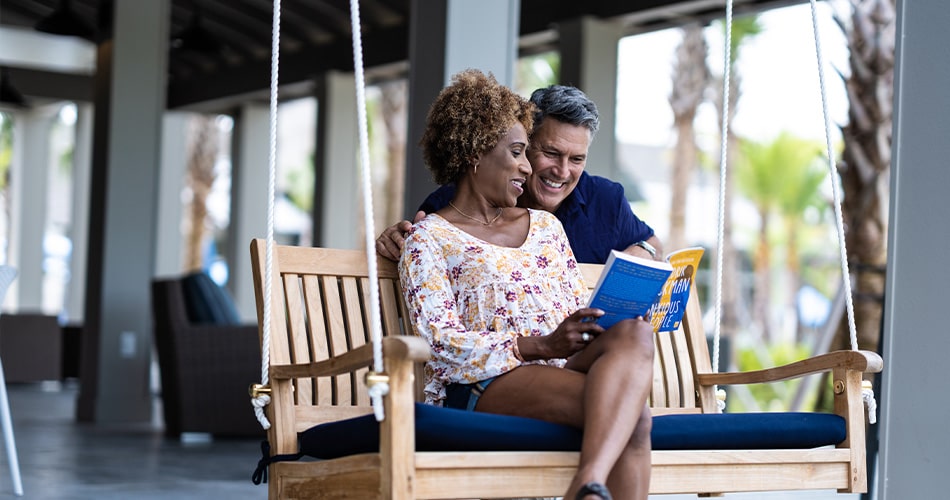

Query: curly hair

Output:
[420, 69, 535, 185]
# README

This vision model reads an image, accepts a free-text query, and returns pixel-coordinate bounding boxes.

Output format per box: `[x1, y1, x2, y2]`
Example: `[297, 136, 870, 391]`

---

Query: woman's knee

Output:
[600, 319, 655, 360]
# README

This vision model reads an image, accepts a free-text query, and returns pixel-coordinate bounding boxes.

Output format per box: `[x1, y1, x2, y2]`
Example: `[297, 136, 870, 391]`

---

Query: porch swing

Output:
[247, 0, 883, 498]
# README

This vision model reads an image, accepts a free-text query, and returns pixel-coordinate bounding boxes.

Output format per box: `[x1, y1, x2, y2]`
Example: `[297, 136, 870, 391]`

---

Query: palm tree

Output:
[776, 144, 827, 343]
[668, 23, 710, 252]
[736, 137, 781, 341]
[184, 114, 219, 272]
[712, 15, 762, 357]
[830, 0, 895, 358]
[737, 132, 826, 342]
[380, 80, 408, 228]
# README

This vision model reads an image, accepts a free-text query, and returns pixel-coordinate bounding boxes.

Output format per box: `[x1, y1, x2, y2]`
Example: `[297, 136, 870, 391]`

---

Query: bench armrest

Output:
[270, 336, 430, 380]
[696, 349, 882, 387]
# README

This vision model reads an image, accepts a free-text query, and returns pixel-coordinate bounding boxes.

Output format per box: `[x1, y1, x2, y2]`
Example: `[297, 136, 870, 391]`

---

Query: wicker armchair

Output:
[151, 274, 264, 438]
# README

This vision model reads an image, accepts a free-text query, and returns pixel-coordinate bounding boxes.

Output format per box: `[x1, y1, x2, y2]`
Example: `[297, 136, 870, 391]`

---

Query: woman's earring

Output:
[473, 163, 478, 175]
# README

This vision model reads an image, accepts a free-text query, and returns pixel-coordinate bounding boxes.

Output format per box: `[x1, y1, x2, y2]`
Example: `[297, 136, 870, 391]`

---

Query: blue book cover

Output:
[587, 247, 704, 332]
[587, 250, 672, 330]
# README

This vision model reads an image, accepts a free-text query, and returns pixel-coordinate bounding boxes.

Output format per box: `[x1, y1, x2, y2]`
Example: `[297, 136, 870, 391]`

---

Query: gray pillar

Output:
[77, 0, 169, 423]
[316, 71, 360, 250]
[9, 105, 58, 312]
[229, 104, 270, 322]
[559, 17, 622, 180]
[878, 1, 950, 498]
[65, 103, 93, 324]
[154, 112, 188, 277]
[404, 0, 520, 217]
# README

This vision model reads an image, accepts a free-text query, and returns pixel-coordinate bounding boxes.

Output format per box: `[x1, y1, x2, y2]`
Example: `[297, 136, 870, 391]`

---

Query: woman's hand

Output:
[518, 308, 605, 360]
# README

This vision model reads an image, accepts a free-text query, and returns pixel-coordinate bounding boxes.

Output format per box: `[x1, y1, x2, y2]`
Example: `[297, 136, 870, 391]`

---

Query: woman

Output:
[399, 69, 654, 500]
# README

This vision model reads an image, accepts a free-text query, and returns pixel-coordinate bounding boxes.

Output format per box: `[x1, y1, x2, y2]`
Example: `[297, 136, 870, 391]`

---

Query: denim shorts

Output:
[444, 376, 497, 411]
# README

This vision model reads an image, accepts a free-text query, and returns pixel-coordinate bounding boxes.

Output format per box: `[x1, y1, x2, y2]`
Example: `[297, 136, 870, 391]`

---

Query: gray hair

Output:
[529, 85, 600, 137]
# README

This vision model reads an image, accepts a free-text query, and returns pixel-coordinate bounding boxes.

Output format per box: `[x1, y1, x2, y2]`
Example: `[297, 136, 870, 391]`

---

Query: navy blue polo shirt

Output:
[418, 171, 654, 264]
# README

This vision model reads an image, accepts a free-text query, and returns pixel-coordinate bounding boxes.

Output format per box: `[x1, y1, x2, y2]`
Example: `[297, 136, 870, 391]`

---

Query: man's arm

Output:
[375, 211, 426, 261]
[621, 235, 665, 261]
[596, 177, 663, 261]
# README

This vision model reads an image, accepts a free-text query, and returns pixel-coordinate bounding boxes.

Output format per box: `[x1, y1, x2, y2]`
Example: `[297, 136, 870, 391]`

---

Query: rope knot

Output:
[862, 381, 877, 425]
[251, 394, 272, 429]
[366, 371, 390, 421]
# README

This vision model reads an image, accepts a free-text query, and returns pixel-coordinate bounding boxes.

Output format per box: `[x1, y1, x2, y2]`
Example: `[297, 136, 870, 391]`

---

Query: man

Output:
[376, 84, 663, 265]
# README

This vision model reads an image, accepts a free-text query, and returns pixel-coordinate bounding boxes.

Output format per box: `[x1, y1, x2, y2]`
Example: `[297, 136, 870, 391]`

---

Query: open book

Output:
[587, 247, 704, 332]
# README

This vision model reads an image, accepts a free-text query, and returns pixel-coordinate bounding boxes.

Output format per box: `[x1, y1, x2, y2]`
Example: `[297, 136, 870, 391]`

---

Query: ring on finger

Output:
[581, 332, 591, 343]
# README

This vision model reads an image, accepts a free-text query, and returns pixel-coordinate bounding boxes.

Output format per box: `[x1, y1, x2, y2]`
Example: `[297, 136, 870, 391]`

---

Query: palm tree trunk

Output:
[668, 24, 709, 252]
[380, 80, 407, 225]
[184, 115, 219, 272]
[714, 70, 743, 363]
[831, 0, 895, 357]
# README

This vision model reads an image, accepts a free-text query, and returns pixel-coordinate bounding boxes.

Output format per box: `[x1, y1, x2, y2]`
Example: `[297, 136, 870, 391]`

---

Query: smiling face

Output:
[521, 119, 592, 213]
[473, 122, 533, 208]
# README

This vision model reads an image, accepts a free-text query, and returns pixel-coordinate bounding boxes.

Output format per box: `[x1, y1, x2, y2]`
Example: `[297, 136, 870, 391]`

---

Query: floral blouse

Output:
[399, 209, 588, 406]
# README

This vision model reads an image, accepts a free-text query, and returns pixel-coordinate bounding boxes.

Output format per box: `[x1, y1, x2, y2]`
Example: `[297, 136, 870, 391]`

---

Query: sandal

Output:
[575, 481, 612, 500]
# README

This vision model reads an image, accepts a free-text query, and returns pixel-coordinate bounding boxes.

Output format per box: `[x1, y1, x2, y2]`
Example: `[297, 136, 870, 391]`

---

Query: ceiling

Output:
[0, 0, 800, 111]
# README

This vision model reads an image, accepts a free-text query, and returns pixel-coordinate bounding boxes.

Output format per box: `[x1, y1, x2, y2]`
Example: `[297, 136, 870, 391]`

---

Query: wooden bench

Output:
[249, 240, 882, 499]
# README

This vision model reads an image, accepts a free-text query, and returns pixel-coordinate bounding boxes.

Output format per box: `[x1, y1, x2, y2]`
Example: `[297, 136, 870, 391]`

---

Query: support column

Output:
[154, 112, 188, 277]
[559, 17, 622, 180]
[65, 103, 93, 324]
[404, 0, 520, 217]
[77, 0, 169, 423]
[228, 104, 269, 321]
[8, 105, 58, 312]
[879, 1, 950, 497]
[315, 71, 360, 249]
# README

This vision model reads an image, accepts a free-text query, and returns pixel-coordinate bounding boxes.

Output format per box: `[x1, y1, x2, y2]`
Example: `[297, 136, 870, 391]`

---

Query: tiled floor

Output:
[0, 382, 865, 499]
[0, 381, 264, 499]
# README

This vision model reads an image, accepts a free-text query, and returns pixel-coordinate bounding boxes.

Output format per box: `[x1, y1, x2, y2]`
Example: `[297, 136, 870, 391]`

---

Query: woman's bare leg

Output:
[604, 405, 652, 499]
[476, 318, 655, 500]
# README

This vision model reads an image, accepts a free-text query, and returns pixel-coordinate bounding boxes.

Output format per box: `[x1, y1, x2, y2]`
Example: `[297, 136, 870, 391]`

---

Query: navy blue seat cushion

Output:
[296, 403, 846, 460]
[181, 272, 242, 325]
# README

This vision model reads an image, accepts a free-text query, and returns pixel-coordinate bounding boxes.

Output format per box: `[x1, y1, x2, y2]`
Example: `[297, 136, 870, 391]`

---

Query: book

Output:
[650, 247, 704, 332]
[587, 247, 704, 332]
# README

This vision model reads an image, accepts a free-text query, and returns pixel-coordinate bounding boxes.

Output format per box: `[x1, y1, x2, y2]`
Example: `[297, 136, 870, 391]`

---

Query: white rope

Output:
[711, 0, 735, 408]
[349, 0, 389, 422]
[808, 0, 876, 421]
[808, 0, 859, 353]
[251, 0, 282, 430]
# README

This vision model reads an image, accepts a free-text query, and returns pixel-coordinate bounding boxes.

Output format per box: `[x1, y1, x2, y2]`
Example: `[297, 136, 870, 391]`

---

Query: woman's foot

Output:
[575, 481, 612, 500]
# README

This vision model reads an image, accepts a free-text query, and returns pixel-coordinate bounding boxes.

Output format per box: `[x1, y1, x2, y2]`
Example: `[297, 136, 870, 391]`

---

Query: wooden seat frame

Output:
[250, 240, 883, 499]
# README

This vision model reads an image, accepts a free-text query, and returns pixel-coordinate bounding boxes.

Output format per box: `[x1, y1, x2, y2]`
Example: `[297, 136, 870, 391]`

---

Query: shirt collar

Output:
[554, 171, 589, 218]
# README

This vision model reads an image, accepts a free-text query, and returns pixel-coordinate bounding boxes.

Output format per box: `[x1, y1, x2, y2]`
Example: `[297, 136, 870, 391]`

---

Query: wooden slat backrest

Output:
[250, 242, 414, 445]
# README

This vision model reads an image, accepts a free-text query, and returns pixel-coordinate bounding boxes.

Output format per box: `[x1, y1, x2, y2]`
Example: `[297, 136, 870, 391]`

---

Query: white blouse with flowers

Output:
[399, 208, 588, 406]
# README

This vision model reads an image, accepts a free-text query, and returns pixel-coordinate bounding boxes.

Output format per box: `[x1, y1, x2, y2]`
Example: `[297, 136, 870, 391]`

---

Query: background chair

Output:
[150, 272, 264, 438]
[0, 265, 23, 496]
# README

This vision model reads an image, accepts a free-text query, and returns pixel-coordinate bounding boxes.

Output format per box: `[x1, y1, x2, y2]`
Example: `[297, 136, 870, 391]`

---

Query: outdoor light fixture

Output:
[34, 0, 96, 39]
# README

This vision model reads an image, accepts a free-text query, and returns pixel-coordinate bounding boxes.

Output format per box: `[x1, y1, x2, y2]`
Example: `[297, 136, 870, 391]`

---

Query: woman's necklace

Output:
[448, 201, 503, 226]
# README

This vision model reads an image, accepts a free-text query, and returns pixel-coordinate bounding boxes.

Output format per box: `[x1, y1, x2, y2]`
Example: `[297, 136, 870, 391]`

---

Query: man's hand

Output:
[375, 210, 426, 261]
